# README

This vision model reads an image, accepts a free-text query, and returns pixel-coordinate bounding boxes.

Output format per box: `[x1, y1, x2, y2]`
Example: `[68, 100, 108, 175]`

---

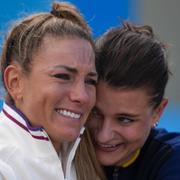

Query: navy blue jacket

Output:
[104, 128, 180, 180]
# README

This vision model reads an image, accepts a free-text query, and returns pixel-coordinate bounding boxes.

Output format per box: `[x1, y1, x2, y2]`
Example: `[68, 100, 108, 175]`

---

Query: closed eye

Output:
[85, 78, 97, 86]
[90, 107, 103, 119]
[52, 73, 70, 80]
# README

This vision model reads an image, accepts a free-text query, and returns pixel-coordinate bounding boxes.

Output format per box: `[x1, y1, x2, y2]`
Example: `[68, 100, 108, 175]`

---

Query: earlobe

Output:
[4, 64, 24, 102]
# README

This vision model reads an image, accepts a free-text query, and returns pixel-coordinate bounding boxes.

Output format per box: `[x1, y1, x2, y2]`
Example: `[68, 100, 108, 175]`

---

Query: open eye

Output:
[117, 116, 135, 125]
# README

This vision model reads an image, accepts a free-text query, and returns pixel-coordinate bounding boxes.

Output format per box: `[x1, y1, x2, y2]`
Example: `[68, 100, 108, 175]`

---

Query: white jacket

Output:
[0, 102, 84, 180]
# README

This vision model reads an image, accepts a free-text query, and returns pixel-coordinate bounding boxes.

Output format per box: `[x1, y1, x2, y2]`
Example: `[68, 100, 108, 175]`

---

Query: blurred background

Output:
[0, 0, 179, 131]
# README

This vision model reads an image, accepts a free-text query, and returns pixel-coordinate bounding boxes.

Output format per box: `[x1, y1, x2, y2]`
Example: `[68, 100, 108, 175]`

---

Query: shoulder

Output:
[0, 143, 19, 163]
[155, 146, 180, 179]
[0, 159, 17, 179]
[142, 128, 180, 163]
[154, 129, 180, 179]
[152, 128, 180, 149]
[139, 128, 180, 179]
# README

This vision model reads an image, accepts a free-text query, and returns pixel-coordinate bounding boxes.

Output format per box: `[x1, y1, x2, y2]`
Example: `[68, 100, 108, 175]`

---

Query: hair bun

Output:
[123, 22, 154, 38]
[50, 3, 61, 17]
[50, 2, 91, 33]
[51, 2, 77, 18]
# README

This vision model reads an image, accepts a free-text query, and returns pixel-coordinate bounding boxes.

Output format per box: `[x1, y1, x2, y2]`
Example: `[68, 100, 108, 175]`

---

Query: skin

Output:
[4, 36, 97, 152]
[88, 81, 167, 166]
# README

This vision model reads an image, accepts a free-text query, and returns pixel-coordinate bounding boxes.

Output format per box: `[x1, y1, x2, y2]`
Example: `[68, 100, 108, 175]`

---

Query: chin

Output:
[99, 159, 116, 166]
[96, 152, 120, 166]
[64, 131, 80, 142]
[97, 155, 115, 166]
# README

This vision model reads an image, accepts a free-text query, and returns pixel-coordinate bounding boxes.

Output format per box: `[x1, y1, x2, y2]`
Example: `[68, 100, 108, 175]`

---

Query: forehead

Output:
[96, 81, 151, 114]
[32, 36, 96, 71]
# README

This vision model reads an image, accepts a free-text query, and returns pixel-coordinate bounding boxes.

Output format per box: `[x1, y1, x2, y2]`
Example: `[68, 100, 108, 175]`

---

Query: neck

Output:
[52, 140, 61, 153]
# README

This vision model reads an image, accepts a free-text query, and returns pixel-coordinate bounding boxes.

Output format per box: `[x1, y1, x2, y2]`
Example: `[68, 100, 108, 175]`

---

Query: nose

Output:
[69, 81, 90, 105]
[96, 119, 114, 143]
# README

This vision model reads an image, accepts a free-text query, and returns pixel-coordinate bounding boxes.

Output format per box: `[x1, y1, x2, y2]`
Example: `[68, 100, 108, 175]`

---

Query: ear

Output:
[151, 98, 168, 126]
[3, 64, 24, 102]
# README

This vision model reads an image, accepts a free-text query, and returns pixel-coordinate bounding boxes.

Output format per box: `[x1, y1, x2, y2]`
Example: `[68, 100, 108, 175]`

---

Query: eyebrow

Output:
[55, 65, 98, 77]
[93, 108, 139, 118]
[116, 113, 139, 118]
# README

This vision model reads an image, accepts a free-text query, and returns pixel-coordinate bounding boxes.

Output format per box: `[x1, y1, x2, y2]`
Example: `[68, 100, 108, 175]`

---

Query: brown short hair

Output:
[95, 22, 170, 108]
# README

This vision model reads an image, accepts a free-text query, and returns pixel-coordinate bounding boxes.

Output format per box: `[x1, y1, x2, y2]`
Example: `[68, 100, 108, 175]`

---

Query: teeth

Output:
[57, 109, 81, 119]
[99, 143, 117, 148]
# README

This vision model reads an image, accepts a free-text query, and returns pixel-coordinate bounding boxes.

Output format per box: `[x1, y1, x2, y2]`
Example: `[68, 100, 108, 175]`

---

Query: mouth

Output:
[95, 142, 123, 152]
[55, 108, 81, 120]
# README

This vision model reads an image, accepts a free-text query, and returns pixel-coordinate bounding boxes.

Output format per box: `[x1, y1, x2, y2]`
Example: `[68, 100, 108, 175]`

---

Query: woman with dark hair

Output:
[88, 22, 180, 179]
[0, 2, 105, 180]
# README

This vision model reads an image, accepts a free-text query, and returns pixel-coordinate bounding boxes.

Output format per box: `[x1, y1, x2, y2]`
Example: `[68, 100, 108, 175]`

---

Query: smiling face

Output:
[88, 81, 167, 166]
[7, 36, 97, 149]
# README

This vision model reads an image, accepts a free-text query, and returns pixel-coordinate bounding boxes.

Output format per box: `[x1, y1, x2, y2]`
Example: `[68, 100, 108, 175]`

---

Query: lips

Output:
[55, 108, 81, 119]
[95, 141, 123, 152]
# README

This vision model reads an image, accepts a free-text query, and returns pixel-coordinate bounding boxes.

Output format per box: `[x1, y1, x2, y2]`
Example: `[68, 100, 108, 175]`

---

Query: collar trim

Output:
[121, 149, 140, 168]
[2, 103, 49, 141]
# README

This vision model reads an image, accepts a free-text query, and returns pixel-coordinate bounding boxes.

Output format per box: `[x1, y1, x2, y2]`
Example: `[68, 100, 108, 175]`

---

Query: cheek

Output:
[122, 125, 150, 145]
